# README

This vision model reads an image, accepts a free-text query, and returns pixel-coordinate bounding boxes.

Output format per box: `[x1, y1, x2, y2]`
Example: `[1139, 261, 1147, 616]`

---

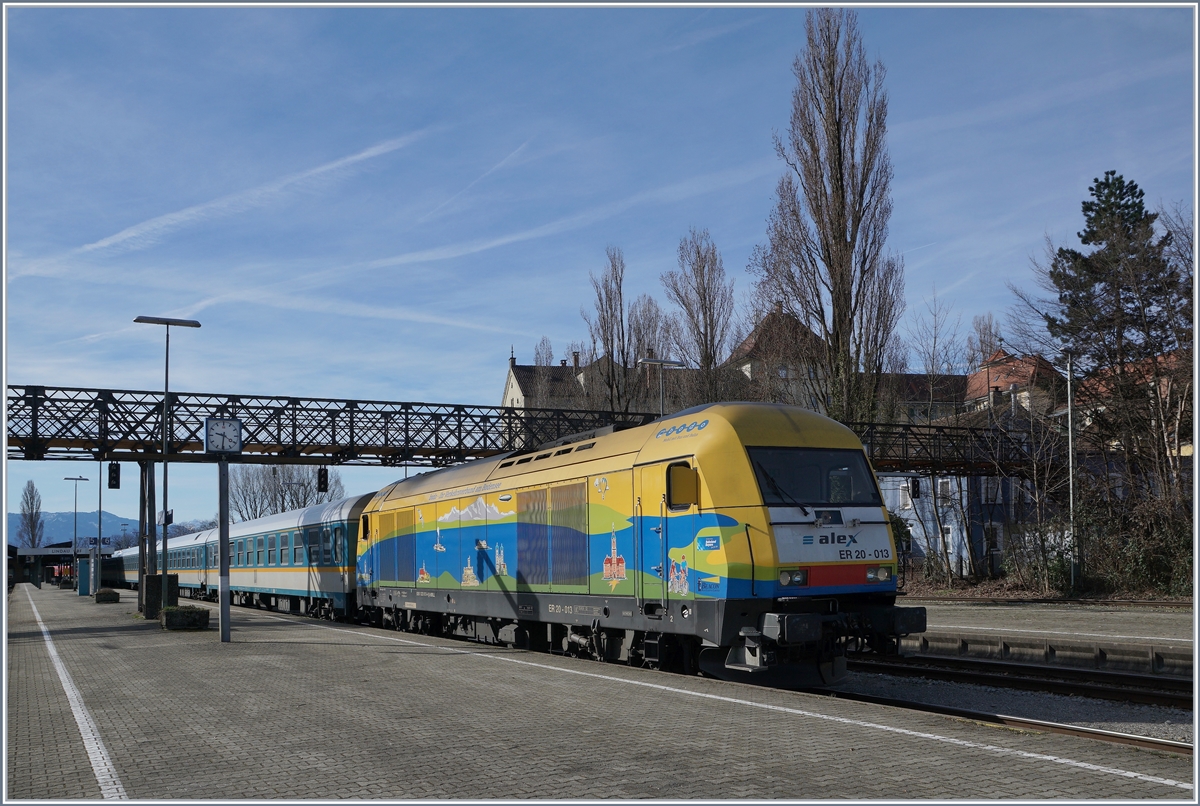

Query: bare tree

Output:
[229, 465, 345, 521]
[18, 480, 44, 548]
[750, 7, 905, 423]
[966, 313, 1002, 371]
[905, 290, 965, 422]
[662, 227, 737, 406]
[582, 247, 640, 413]
[531, 336, 555, 408]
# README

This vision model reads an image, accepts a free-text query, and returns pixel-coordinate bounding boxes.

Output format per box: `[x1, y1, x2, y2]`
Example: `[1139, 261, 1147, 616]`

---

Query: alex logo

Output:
[818, 533, 858, 545]
[655, 419, 709, 439]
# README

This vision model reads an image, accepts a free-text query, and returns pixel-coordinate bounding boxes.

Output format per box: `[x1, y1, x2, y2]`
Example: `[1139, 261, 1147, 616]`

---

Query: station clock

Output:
[205, 417, 243, 454]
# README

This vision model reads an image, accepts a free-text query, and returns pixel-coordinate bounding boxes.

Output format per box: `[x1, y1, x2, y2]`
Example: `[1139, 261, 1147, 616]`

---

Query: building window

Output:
[899, 483, 912, 510]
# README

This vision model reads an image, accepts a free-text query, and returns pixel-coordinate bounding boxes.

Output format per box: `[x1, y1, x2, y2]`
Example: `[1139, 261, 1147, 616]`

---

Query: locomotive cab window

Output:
[747, 447, 882, 507]
[666, 462, 698, 510]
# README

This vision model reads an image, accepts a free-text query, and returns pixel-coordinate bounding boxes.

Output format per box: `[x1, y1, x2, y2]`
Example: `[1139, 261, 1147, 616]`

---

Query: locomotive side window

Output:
[666, 463, 698, 510]
[747, 447, 882, 507]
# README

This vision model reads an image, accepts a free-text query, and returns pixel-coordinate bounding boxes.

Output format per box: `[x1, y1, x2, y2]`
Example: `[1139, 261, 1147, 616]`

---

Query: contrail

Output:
[76, 131, 431, 256]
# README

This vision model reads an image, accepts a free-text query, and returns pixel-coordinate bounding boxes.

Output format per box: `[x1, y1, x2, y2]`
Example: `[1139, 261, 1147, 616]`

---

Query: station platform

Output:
[902, 598, 1194, 676]
[6, 583, 1193, 799]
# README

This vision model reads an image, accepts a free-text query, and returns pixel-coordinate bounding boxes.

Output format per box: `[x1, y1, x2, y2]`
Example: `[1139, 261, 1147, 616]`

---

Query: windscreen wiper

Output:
[754, 461, 810, 516]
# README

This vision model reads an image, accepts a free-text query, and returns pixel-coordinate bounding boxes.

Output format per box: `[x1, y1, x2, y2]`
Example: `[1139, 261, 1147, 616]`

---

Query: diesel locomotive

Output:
[115, 402, 926, 685]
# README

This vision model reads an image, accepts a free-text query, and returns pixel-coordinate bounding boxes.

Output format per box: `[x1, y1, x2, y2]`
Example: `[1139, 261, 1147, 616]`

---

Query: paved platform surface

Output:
[7, 583, 1194, 799]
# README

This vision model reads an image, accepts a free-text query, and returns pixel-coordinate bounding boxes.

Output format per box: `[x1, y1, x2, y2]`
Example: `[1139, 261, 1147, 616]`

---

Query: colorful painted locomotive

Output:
[357, 402, 925, 684]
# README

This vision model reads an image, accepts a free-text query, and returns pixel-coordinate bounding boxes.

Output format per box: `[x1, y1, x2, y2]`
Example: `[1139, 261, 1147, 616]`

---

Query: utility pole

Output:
[1066, 350, 1077, 591]
[219, 457, 231, 642]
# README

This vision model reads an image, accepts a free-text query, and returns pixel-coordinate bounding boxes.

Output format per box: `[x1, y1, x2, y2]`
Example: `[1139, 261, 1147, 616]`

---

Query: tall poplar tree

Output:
[750, 8, 904, 424]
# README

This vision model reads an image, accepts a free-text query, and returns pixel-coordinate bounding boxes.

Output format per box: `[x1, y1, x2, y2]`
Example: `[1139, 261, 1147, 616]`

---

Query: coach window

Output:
[307, 530, 319, 566]
[236, 540, 243, 566]
[280, 533, 290, 566]
[257, 536, 265, 566]
[268, 534, 277, 565]
[332, 527, 343, 565]
[293, 533, 304, 565]
[321, 529, 332, 565]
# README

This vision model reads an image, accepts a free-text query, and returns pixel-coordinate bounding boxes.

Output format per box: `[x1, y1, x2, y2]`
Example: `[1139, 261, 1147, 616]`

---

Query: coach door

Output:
[664, 462, 697, 604]
[635, 465, 666, 608]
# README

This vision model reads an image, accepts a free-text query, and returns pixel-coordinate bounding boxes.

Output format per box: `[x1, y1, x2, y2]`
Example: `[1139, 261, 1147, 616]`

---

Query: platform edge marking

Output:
[24, 588, 129, 800]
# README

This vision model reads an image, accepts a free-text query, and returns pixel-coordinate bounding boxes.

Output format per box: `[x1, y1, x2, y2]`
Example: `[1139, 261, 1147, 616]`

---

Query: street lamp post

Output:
[135, 315, 201, 610]
[1066, 349, 1077, 591]
[64, 476, 88, 587]
[636, 358, 685, 417]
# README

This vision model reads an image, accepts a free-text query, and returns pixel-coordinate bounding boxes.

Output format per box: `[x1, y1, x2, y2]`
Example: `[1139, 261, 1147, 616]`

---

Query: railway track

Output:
[847, 654, 1193, 710]
[803, 688, 1193, 755]
[903, 596, 1192, 609]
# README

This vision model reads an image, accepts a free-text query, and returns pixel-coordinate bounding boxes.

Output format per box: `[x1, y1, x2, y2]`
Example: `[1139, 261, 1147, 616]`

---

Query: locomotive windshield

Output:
[747, 447, 882, 507]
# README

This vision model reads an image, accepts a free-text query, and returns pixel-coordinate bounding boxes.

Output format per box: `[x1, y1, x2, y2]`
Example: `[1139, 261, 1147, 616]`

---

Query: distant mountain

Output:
[7, 511, 139, 546]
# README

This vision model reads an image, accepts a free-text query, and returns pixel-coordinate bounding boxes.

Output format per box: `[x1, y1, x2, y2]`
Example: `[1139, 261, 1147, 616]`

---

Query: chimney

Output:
[509, 346, 516, 370]
[1010, 382, 1019, 417]
[990, 385, 1002, 409]
[572, 351, 580, 370]
[560, 359, 567, 367]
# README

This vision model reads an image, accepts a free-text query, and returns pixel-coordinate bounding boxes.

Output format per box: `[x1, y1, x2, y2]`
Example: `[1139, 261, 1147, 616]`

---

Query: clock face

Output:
[205, 418, 242, 453]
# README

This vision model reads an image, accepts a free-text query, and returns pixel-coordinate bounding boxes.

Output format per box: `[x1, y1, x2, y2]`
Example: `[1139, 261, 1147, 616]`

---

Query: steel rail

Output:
[805, 689, 1193, 756]
[847, 655, 1193, 710]
[904, 596, 1193, 609]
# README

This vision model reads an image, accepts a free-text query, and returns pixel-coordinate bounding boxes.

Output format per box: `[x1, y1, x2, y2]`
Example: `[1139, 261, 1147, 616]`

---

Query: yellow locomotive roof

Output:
[367, 402, 865, 513]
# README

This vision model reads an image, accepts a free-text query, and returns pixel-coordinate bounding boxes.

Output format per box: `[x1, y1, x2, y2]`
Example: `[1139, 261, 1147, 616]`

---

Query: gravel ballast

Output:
[828, 671, 1193, 744]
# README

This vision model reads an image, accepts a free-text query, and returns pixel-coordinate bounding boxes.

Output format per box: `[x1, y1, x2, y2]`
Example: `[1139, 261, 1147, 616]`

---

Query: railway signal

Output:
[108, 462, 120, 489]
[317, 467, 328, 493]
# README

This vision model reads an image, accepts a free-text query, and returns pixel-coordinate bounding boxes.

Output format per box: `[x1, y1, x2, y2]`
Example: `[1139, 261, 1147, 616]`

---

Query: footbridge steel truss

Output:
[7, 385, 1036, 475]
[6, 385, 656, 467]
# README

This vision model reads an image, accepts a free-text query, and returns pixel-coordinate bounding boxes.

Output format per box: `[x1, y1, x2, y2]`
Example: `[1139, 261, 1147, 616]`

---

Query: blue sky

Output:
[4, 5, 1194, 524]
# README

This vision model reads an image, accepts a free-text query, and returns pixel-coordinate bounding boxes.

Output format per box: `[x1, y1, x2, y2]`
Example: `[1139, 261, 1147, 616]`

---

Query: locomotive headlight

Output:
[779, 569, 808, 586]
[867, 566, 893, 582]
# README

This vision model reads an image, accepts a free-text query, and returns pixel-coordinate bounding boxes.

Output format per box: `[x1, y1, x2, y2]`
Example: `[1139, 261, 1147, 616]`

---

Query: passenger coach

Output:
[111, 494, 372, 619]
